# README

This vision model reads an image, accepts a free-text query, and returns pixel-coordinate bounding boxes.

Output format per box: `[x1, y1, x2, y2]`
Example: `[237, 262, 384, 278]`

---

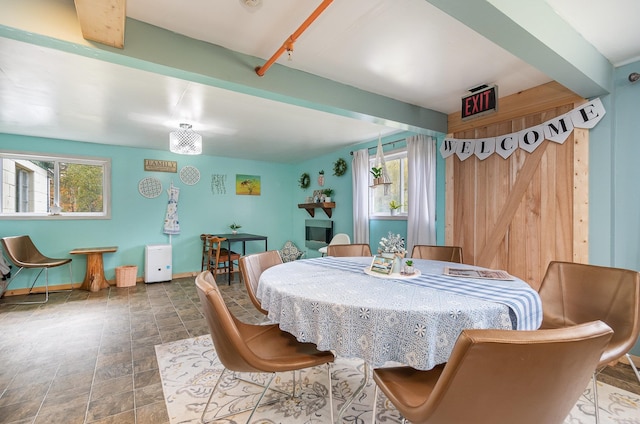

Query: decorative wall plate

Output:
[138, 177, 163, 198]
[179, 165, 201, 185]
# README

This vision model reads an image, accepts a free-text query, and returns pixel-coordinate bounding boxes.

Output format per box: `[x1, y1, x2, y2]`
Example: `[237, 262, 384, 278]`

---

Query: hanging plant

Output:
[298, 172, 311, 189]
[333, 157, 348, 176]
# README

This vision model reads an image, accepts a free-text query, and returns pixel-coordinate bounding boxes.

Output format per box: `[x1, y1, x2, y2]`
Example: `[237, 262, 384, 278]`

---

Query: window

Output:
[0, 151, 111, 219]
[369, 149, 408, 217]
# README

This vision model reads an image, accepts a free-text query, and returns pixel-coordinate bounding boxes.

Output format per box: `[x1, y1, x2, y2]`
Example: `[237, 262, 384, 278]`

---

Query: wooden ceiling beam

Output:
[74, 0, 126, 48]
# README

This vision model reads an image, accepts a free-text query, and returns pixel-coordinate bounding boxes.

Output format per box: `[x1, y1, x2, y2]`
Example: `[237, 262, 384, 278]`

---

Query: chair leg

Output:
[592, 372, 600, 424]
[244, 372, 276, 424]
[1, 262, 73, 305]
[201, 368, 277, 424]
[627, 353, 640, 383]
[202, 366, 333, 423]
[372, 384, 378, 424]
[201, 367, 227, 423]
[1, 266, 49, 305]
[327, 363, 334, 424]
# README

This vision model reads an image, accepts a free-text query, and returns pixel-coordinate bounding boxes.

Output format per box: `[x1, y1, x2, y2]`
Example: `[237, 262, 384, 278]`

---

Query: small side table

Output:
[70, 246, 118, 292]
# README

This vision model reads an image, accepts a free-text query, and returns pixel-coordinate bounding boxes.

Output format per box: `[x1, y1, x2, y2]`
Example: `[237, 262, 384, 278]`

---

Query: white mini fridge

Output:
[145, 244, 172, 283]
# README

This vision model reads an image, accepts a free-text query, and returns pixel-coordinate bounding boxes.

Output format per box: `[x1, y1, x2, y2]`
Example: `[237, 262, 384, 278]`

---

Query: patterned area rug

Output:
[156, 335, 640, 424]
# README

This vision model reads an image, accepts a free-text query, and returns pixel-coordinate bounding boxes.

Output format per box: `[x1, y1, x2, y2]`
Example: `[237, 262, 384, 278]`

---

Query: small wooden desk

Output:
[70, 246, 118, 292]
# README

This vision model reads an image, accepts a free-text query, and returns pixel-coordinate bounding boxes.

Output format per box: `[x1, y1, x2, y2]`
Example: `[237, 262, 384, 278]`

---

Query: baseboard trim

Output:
[1, 272, 202, 297]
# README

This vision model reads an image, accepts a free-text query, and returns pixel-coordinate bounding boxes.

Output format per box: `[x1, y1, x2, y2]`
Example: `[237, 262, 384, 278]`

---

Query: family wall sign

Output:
[440, 98, 605, 161]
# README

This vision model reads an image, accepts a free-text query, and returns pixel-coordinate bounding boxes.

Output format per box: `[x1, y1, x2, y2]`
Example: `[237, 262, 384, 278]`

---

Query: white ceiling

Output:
[0, 0, 638, 163]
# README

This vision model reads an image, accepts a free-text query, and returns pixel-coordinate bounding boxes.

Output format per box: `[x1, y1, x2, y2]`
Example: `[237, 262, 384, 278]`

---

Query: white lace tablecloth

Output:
[257, 256, 542, 370]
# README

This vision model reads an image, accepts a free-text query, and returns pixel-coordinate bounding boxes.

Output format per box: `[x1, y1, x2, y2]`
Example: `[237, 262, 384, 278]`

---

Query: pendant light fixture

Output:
[169, 123, 202, 155]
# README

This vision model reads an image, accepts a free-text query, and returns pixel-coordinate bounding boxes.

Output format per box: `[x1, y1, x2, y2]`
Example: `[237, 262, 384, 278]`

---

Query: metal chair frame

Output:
[196, 271, 334, 423]
[1, 236, 73, 304]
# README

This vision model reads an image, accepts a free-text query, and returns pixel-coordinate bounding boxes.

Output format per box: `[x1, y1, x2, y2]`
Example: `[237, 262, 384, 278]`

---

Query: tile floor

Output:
[0, 275, 265, 424]
[0, 276, 638, 424]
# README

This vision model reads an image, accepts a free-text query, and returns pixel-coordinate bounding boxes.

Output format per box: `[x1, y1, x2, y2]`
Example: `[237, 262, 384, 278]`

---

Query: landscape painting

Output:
[235, 174, 261, 195]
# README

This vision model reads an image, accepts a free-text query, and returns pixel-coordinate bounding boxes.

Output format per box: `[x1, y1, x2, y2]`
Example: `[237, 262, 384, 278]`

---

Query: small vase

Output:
[404, 265, 415, 275]
[390, 209, 397, 216]
[324, 197, 331, 202]
[232, 230, 238, 235]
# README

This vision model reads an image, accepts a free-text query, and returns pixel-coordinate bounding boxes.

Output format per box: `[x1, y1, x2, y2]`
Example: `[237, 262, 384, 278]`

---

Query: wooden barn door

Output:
[445, 82, 588, 288]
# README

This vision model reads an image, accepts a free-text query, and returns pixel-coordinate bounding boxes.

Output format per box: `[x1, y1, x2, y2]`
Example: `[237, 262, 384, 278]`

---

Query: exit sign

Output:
[461, 85, 498, 120]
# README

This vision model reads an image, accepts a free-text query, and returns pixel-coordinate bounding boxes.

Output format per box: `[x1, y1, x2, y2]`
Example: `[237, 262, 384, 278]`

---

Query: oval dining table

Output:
[257, 255, 542, 421]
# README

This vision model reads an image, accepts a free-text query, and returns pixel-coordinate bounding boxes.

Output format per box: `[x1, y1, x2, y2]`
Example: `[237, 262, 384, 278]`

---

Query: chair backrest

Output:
[200, 233, 214, 271]
[327, 243, 372, 257]
[537, 260, 640, 365]
[1, 235, 48, 267]
[416, 321, 613, 424]
[329, 233, 351, 246]
[195, 271, 265, 373]
[204, 235, 231, 275]
[239, 250, 282, 315]
[411, 244, 463, 263]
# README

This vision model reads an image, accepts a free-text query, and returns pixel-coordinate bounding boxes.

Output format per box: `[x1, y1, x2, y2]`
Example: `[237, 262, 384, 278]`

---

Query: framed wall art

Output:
[235, 174, 261, 195]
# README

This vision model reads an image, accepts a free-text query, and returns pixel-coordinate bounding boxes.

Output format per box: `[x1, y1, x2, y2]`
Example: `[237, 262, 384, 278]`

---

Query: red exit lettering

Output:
[461, 86, 497, 120]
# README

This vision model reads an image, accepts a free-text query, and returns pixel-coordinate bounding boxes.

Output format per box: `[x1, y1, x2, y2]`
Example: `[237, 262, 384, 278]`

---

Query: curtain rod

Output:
[349, 138, 405, 155]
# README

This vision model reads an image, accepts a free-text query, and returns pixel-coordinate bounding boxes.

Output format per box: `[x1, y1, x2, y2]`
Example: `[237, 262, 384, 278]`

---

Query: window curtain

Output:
[352, 149, 370, 244]
[407, 135, 436, 254]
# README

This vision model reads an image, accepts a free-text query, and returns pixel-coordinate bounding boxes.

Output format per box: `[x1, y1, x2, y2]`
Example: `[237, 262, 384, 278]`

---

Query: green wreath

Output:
[298, 172, 311, 189]
[333, 157, 348, 176]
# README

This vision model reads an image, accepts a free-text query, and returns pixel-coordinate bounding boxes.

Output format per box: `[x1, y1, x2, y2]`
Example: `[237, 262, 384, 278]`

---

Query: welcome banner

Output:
[440, 98, 605, 160]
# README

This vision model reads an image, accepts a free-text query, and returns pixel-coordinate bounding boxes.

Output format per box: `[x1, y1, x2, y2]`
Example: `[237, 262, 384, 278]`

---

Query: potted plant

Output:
[322, 188, 334, 202]
[229, 223, 241, 235]
[318, 170, 325, 187]
[404, 259, 415, 275]
[389, 200, 401, 215]
[370, 166, 383, 185]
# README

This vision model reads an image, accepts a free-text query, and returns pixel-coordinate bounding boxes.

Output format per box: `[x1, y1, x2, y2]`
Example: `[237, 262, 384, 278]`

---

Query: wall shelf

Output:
[298, 202, 335, 218]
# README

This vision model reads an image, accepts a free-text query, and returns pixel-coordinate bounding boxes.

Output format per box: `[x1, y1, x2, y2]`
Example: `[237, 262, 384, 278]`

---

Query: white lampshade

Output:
[169, 123, 202, 155]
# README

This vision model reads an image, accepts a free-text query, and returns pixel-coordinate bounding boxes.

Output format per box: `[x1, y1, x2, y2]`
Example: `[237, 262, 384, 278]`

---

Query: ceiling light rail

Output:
[255, 0, 334, 76]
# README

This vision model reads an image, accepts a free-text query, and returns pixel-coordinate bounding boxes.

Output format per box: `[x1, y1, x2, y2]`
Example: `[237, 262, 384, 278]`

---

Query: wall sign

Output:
[144, 159, 177, 173]
[442, 98, 605, 161]
[461, 85, 498, 120]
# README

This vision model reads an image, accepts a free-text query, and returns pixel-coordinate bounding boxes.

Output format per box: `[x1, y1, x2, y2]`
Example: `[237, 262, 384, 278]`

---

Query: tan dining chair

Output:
[327, 243, 372, 257]
[195, 271, 335, 423]
[411, 245, 463, 263]
[372, 321, 613, 424]
[319, 233, 351, 256]
[536, 260, 640, 423]
[239, 250, 283, 315]
[1, 235, 73, 304]
[203, 235, 240, 285]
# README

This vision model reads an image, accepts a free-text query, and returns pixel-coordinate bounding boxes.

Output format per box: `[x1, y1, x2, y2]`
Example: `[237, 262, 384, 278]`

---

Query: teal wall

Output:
[294, 132, 446, 259]
[0, 133, 297, 285]
[611, 62, 640, 271]
[0, 131, 446, 287]
[589, 59, 640, 354]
